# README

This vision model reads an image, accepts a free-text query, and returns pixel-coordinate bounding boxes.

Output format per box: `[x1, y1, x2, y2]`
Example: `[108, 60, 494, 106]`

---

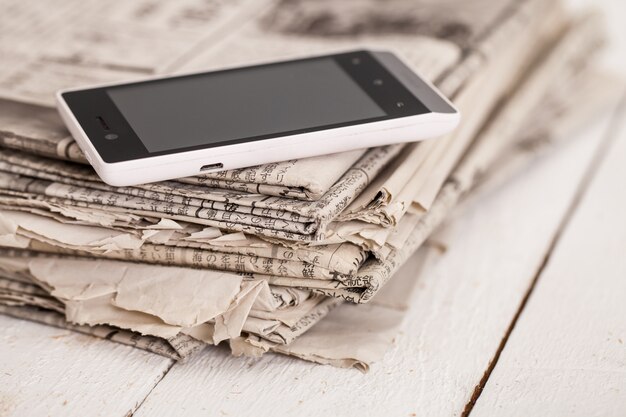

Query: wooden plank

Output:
[130, 101, 616, 417]
[0, 315, 173, 417]
[470, 103, 626, 417]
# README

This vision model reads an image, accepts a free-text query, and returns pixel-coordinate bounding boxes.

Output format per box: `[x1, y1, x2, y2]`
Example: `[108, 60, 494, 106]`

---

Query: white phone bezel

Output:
[56, 50, 460, 186]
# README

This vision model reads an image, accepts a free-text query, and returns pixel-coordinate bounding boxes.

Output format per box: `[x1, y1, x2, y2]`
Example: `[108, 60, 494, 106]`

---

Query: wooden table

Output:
[1, 1, 624, 416]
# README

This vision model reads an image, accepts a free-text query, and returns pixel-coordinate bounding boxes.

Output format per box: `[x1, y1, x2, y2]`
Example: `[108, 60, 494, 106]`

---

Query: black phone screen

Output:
[107, 58, 386, 153]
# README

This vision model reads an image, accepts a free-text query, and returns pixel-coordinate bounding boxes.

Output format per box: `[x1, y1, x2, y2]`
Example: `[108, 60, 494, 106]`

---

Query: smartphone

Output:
[56, 50, 460, 186]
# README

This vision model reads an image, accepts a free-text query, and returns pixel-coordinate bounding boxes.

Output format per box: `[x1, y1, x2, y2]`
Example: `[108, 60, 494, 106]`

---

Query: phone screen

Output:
[106, 58, 387, 153]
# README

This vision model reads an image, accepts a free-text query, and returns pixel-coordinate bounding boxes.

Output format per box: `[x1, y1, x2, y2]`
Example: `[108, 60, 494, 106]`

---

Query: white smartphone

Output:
[56, 50, 459, 186]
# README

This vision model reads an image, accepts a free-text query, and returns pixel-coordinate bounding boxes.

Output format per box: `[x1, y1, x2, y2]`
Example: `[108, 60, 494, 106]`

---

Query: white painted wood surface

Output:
[471, 106, 626, 417]
[1, 1, 624, 416]
[0, 315, 173, 417]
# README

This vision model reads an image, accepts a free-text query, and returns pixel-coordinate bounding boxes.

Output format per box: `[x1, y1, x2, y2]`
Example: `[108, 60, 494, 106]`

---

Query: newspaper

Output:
[232, 244, 434, 369]
[0, 14, 609, 307]
[0, 252, 341, 345]
[0, 10, 602, 289]
[0, 145, 404, 242]
[0, 61, 617, 367]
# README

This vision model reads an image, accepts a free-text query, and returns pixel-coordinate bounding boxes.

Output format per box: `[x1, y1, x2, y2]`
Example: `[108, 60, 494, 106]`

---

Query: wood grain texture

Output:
[129, 102, 613, 417]
[0, 315, 173, 417]
[470, 103, 626, 417]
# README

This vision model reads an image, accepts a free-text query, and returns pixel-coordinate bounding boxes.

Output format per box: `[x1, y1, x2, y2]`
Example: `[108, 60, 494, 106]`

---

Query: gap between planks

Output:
[126, 360, 177, 417]
[461, 93, 626, 417]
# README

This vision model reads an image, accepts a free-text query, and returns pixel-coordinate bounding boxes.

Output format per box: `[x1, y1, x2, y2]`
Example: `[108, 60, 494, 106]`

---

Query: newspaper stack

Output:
[0, 0, 620, 369]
